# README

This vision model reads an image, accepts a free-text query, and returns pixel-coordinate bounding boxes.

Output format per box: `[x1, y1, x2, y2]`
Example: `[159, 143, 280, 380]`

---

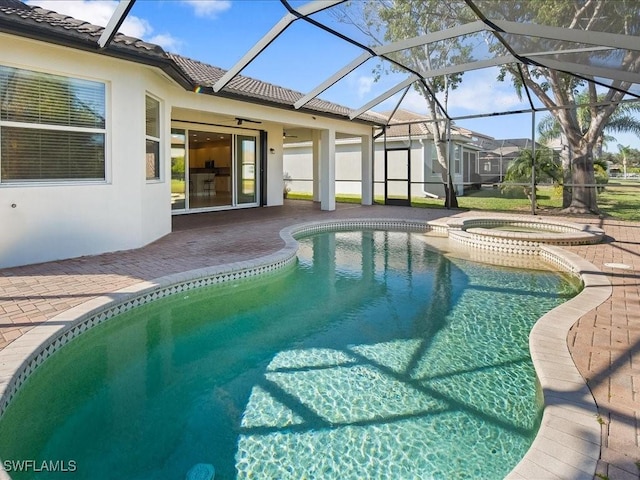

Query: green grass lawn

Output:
[288, 181, 640, 222]
[411, 185, 562, 212]
[171, 178, 185, 194]
[597, 180, 640, 221]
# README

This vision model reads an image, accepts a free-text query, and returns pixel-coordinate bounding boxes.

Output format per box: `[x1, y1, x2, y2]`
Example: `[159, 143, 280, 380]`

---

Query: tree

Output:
[617, 144, 632, 178]
[537, 93, 640, 205]
[593, 157, 609, 192]
[336, 1, 639, 214]
[501, 148, 561, 205]
[618, 146, 640, 171]
[488, 0, 640, 214]
[333, 0, 476, 208]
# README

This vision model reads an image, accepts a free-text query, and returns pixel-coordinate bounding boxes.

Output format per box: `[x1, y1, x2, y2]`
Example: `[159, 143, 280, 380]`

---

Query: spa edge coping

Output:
[0, 217, 611, 480]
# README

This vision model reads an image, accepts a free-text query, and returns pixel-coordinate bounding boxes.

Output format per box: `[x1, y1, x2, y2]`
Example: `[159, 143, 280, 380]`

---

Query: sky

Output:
[26, 0, 640, 152]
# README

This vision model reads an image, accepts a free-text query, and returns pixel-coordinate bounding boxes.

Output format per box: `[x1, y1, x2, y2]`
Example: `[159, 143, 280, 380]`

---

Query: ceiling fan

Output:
[235, 117, 262, 126]
[283, 131, 298, 139]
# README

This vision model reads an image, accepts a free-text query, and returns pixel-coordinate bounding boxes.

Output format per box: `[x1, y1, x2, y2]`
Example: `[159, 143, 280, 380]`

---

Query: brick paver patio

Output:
[0, 200, 638, 479]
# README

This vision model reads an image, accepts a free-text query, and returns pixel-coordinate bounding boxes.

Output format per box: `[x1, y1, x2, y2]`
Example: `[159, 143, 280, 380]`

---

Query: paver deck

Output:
[0, 200, 638, 479]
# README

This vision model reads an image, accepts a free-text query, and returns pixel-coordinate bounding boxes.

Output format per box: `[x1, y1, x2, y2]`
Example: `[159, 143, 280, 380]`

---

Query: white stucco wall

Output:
[284, 137, 471, 199]
[0, 34, 373, 268]
[0, 35, 173, 269]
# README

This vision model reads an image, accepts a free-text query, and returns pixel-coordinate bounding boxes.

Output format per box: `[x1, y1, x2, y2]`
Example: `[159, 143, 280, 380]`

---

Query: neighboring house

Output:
[0, 0, 380, 268]
[467, 137, 544, 185]
[284, 109, 483, 201]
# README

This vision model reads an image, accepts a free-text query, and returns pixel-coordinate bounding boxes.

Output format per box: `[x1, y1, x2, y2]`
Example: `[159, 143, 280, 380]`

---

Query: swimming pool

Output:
[0, 230, 581, 479]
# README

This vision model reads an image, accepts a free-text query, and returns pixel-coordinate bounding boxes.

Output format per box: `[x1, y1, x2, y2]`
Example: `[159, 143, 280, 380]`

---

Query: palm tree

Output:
[617, 144, 632, 178]
[537, 94, 640, 207]
[501, 148, 561, 206]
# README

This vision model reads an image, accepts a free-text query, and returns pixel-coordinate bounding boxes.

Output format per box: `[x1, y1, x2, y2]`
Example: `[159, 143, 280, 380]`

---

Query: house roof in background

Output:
[0, 1, 382, 126]
[372, 109, 484, 141]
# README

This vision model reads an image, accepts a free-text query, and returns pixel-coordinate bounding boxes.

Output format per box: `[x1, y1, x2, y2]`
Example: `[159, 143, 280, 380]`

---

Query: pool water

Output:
[0, 231, 581, 480]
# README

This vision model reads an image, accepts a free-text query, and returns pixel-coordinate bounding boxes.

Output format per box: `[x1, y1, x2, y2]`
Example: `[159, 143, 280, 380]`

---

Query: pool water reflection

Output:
[0, 231, 581, 479]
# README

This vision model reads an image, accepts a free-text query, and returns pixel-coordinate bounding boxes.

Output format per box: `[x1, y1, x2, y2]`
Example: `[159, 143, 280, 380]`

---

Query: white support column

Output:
[361, 133, 373, 205]
[320, 128, 336, 211]
[312, 130, 321, 202]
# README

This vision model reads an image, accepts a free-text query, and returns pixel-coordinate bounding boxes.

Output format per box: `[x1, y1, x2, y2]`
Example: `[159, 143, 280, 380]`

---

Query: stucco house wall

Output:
[1, 35, 175, 268]
[284, 136, 468, 199]
[0, 30, 375, 269]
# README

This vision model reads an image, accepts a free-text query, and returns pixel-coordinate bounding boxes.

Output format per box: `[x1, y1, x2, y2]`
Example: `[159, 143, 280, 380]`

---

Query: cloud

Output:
[356, 76, 374, 97]
[436, 69, 525, 114]
[182, 0, 231, 18]
[26, 0, 183, 52]
[148, 34, 184, 53]
[27, 1, 150, 37]
[341, 75, 375, 103]
[373, 84, 430, 115]
[371, 68, 526, 116]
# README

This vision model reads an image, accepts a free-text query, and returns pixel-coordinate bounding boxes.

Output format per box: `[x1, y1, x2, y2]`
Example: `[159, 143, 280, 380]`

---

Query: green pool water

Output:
[0, 230, 581, 480]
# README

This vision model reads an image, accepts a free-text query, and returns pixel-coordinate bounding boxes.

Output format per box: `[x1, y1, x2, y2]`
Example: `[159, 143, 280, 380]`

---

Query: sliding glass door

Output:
[188, 130, 232, 209]
[171, 130, 186, 211]
[171, 125, 260, 212]
[237, 135, 257, 205]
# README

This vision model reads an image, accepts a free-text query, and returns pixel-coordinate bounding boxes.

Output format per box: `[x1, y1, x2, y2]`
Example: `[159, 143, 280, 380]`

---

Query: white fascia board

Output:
[492, 20, 640, 52]
[294, 52, 372, 109]
[533, 58, 640, 85]
[374, 20, 488, 56]
[98, 0, 135, 49]
[349, 75, 420, 120]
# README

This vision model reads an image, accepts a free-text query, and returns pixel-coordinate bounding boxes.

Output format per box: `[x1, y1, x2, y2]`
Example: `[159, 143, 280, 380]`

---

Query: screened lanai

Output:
[100, 0, 640, 213]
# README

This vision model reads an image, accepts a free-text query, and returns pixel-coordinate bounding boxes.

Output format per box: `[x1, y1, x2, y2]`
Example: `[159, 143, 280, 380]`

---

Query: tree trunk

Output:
[562, 168, 572, 208]
[560, 134, 572, 208]
[443, 173, 459, 208]
[566, 148, 598, 213]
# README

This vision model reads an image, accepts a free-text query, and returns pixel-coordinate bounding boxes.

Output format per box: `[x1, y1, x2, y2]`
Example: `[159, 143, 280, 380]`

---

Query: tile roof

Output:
[0, 1, 381, 126]
[169, 54, 379, 122]
[0, 2, 165, 55]
[371, 109, 479, 140]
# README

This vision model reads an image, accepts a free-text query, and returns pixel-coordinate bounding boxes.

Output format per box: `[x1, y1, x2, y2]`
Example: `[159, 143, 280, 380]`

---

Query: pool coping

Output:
[0, 218, 610, 480]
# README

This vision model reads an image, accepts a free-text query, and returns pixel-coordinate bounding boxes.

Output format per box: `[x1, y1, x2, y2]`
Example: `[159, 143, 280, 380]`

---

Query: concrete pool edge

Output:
[505, 246, 611, 480]
[0, 218, 610, 480]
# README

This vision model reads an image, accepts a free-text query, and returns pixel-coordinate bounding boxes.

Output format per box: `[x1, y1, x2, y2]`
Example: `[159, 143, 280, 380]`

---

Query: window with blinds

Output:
[145, 95, 160, 181]
[0, 65, 106, 183]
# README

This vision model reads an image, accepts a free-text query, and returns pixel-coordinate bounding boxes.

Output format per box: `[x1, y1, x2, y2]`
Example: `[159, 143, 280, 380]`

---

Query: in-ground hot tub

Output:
[443, 217, 605, 254]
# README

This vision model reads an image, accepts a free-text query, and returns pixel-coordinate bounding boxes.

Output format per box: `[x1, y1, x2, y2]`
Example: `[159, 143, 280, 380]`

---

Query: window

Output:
[0, 65, 105, 183]
[145, 95, 160, 180]
[430, 144, 439, 174]
[453, 145, 461, 174]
